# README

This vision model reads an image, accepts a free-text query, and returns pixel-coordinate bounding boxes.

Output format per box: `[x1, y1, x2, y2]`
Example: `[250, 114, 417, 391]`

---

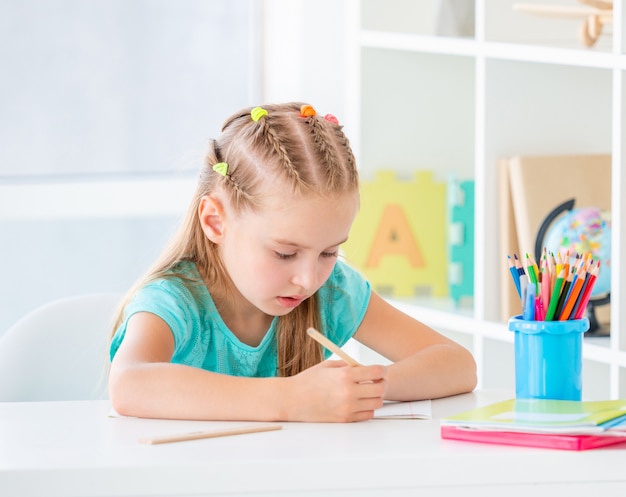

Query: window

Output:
[0, 0, 260, 332]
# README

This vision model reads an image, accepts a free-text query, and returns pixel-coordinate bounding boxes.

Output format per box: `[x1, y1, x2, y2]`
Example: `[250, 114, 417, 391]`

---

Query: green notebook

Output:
[442, 399, 626, 434]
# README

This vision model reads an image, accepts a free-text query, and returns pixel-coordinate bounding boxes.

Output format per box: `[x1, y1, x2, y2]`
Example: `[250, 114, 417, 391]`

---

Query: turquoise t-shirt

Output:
[109, 259, 371, 377]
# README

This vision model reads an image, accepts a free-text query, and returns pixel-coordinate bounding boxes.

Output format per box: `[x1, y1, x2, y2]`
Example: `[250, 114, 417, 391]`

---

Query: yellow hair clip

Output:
[250, 107, 268, 122]
[300, 105, 316, 117]
[212, 162, 228, 176]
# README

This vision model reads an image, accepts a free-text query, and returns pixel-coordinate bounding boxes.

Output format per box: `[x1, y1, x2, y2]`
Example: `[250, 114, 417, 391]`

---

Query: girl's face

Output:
[217, 189, 359, 318]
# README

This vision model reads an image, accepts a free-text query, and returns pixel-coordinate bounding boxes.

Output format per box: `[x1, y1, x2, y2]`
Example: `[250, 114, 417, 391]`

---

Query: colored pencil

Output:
[553, 268, 574, 319]
[574, 262, 600, 320]
[525, 253, 539, 294]
[506, 248, 599, 322]
[559, 270, 586, 321]
[508, 255, 522, 298]
[514, 254, 529, 306]
[523, 283, 536, 321]
[545, 268, 566, 321]
[541, 257, 551, 316]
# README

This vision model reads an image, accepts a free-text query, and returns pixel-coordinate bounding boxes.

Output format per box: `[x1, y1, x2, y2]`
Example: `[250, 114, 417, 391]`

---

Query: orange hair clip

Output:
[300, 105, 316, 117]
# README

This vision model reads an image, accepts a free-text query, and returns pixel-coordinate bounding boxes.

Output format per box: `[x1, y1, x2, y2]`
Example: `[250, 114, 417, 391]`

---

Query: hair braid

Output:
[222, 173, 254, 209]
[331, 125, 358, 183]
[305, 116, 343, 188]
[207, 139, 255, 210]
[256, 118, 303, 186]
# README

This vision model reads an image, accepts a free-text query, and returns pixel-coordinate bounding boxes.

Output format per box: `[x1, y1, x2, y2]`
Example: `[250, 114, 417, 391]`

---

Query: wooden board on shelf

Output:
[498, 158, 522, 321]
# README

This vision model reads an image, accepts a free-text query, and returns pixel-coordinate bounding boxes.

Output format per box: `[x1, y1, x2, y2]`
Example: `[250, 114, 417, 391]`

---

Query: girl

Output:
[108, 102, 476, 422]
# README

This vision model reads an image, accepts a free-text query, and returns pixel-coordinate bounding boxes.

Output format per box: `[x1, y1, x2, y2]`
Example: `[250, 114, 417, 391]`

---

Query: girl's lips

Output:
[277, 296, 305, 308]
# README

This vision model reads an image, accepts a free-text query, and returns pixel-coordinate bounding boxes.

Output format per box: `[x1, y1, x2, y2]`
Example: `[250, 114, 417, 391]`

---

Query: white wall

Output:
[261, 0, 349, 126]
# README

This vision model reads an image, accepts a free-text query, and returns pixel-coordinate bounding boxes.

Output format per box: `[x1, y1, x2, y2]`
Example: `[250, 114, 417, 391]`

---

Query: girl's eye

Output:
[275, 252, 296, 260]
[274, 251, 337, 260]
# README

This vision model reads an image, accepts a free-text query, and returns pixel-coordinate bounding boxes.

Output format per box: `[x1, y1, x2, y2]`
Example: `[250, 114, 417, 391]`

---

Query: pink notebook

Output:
[441, 425, 626, 451]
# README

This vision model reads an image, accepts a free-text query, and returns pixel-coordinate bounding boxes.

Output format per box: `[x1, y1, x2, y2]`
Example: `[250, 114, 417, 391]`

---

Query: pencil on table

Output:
[139, 424, 282, 445]
[306, 327, 361, 366]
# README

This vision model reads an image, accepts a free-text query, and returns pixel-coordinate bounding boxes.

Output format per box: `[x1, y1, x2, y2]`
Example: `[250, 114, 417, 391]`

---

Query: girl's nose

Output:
[290, 261, 319, 291]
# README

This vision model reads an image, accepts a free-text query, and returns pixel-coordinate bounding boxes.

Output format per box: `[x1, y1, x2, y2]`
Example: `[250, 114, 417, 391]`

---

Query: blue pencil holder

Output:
[508, 315, 590, 401]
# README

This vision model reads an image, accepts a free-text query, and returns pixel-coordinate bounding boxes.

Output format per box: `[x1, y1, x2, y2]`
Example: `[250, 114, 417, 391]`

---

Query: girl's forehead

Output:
[243, 190, 359, 240]
[264, 189, 358, 214]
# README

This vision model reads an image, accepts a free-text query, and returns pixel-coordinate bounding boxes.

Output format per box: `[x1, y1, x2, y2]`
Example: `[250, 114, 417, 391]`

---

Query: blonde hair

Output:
[111, 102, 358, 376]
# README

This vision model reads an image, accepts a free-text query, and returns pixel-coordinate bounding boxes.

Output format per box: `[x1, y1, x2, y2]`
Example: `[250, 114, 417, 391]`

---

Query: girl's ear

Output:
[198, 195, 226, 242]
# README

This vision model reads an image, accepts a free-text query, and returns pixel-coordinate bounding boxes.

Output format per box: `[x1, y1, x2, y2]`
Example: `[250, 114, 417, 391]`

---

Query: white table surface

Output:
[1, 390, 626, 497]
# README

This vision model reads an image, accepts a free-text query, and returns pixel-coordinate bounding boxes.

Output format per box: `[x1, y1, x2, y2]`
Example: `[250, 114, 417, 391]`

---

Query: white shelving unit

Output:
[344, 0, 626, 399]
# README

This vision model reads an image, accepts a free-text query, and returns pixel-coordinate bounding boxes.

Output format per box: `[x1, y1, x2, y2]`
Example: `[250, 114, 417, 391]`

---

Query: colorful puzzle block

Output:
[342, 170, 448, 297]
[447, 177, 475, 305]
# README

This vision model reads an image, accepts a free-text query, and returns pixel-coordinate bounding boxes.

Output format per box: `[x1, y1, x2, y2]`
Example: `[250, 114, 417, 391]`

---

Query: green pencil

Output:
[544, 268, 566, 321]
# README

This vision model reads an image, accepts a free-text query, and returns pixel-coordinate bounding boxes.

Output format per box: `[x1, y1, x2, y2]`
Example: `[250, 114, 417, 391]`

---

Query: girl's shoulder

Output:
[317, 260, 372, 347]
[323, 259, 371, 295]
[130, 261, 209, 315]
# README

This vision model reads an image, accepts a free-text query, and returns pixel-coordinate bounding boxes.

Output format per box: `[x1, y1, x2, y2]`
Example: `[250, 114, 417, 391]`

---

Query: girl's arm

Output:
[353, 292, 477, 401]
[108, 312, 387, 422]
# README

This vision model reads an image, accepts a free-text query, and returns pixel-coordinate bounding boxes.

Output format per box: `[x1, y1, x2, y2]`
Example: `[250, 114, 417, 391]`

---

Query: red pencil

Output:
[573, 261, 600, 320]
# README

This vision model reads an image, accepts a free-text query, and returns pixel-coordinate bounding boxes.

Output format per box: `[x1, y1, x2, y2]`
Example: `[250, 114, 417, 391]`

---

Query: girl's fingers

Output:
[351, 364, 387, 383]
[357, 378, 386, 397]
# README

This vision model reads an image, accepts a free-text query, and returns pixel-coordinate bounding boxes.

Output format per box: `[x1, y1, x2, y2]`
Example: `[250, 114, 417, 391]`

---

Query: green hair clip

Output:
[212, 162, 228, 176]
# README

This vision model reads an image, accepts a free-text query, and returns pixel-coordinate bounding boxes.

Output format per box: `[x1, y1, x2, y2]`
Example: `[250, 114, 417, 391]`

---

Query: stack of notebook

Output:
[441, 398, 626, 451]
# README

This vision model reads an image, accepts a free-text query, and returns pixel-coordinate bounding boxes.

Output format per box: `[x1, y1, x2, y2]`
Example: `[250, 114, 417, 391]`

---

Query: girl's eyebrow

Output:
[272, 237, 349, 250]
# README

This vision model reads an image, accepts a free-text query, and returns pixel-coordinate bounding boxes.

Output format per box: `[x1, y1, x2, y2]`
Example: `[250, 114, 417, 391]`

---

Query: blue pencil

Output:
[514, 254, 528, 305]
[523, 283, 536, 321]
[507, 255, 522, 298]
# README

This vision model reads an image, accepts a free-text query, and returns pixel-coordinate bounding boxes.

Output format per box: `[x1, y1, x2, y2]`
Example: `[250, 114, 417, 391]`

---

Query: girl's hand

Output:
[285, 360, 387, 422]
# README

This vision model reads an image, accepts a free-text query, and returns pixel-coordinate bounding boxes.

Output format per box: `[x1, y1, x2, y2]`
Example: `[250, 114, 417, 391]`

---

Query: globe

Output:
[544, 207, 611, 296]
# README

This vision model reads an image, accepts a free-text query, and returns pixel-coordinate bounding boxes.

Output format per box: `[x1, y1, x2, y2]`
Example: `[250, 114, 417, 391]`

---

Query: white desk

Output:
[1, 390, 625, 497]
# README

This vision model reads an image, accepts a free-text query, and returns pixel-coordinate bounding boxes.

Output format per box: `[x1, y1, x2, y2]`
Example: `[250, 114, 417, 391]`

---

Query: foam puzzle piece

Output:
[342, 170, 447, 297]
[447, 177, 475, 304]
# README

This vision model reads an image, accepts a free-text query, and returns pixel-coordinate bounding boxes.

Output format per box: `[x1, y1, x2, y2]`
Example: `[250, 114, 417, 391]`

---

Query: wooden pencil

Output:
[139, 424, 282, 445]
[306, 327, 361, 366]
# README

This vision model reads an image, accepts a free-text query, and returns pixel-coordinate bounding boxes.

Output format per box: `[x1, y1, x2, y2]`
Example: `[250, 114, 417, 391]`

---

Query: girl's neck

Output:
[209, 283, 273, 348]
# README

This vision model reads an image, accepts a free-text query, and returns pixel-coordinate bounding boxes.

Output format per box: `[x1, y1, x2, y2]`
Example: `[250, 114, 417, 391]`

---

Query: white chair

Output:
[0, 293, 122, 401]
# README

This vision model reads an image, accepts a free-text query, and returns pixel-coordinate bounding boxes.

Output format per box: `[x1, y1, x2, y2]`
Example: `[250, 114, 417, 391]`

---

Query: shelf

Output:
[388, 298, 626, 368]
[350, 0, 625, 398]
[361, 29, 626, 69]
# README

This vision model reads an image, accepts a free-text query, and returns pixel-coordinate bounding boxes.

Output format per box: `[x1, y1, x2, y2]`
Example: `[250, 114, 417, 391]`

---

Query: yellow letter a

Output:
[365, 204, 425, 268]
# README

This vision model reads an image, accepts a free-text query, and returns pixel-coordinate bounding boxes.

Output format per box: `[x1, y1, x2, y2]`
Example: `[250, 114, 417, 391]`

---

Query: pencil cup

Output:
[508, 315, 589, 401]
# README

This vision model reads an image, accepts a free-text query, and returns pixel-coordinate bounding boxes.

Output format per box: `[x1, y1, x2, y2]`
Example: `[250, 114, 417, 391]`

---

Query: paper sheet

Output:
[374, 400, 432, 419]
